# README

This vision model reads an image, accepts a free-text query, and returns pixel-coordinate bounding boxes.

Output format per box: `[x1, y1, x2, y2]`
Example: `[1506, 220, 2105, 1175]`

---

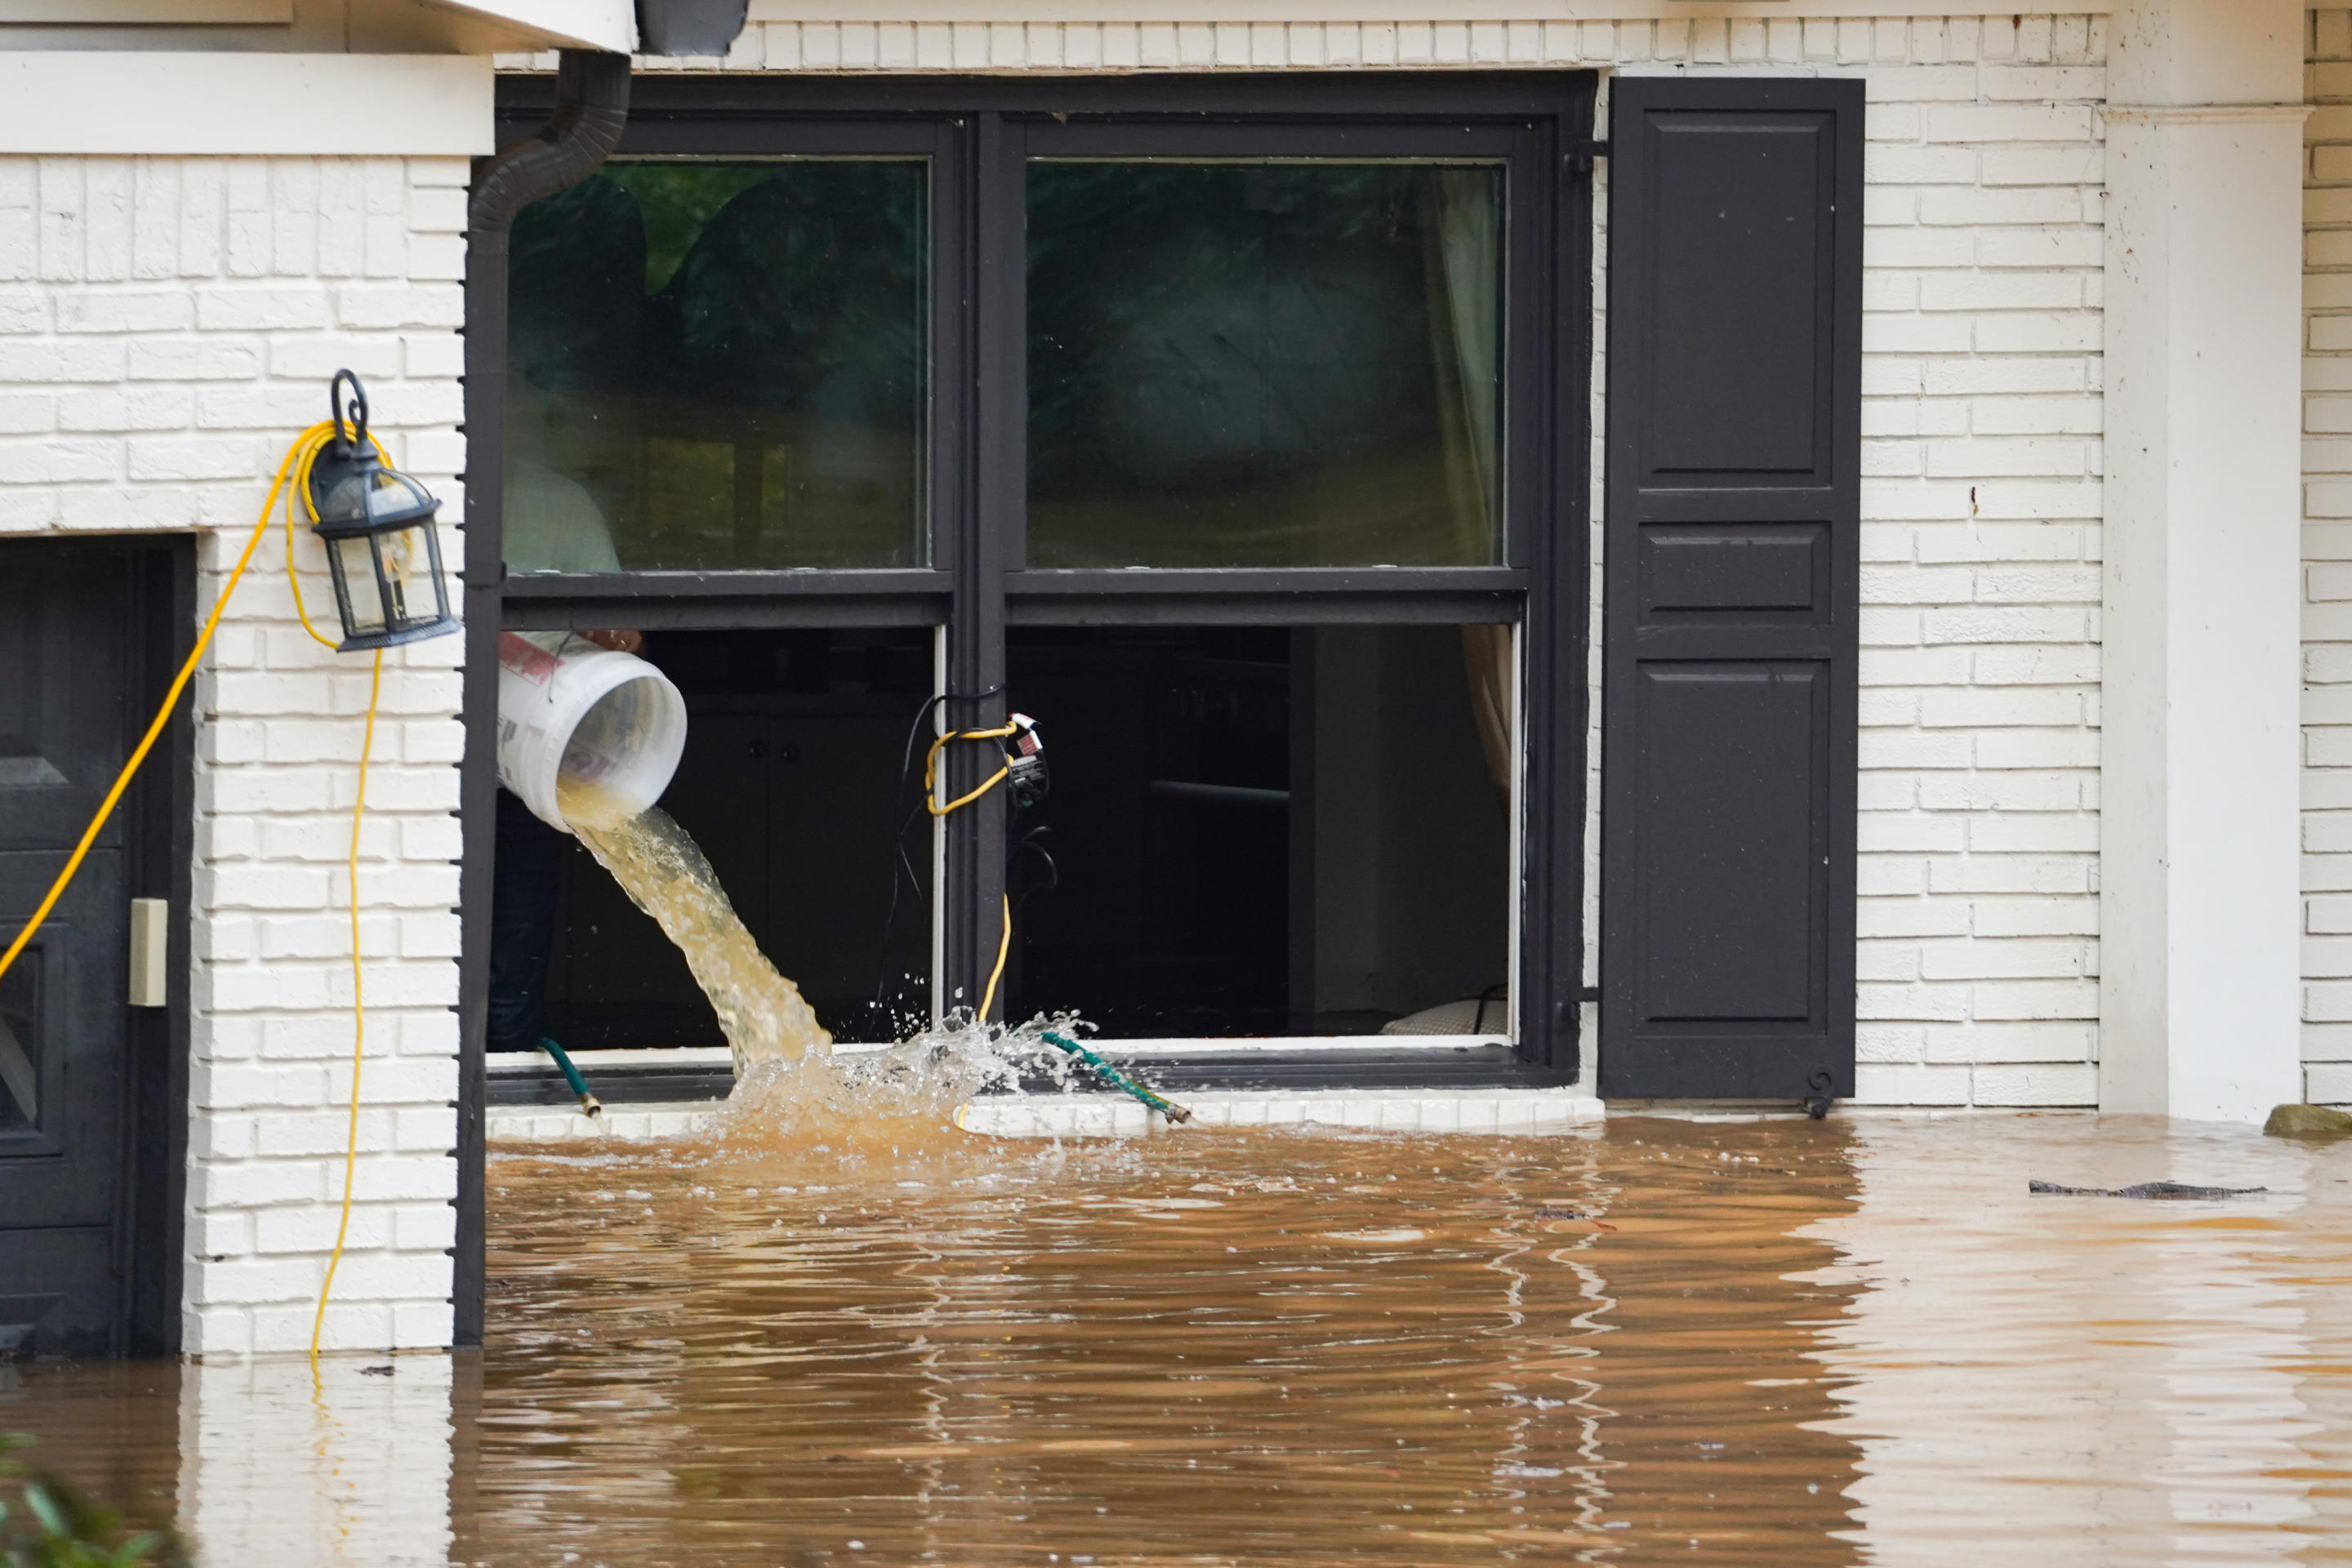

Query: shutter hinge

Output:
[1570, 139, 1611, 174]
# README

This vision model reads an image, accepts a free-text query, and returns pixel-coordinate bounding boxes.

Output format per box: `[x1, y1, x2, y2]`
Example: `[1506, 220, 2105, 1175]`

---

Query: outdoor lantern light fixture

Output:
[305, 368, 461, 652]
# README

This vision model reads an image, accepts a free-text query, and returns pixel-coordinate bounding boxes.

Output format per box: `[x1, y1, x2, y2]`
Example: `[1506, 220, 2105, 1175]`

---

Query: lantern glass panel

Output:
[378, 520, 433, 627]
[333, 535, 387, 636]
[321, 466, 435, 528]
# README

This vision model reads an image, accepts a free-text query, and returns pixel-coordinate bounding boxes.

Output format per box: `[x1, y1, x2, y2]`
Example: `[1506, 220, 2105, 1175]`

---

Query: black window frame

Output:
[467, 69, 1593, 1096]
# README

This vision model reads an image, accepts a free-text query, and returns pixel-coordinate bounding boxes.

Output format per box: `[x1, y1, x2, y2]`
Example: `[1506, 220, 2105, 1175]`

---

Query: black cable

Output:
[898, 684, 1004, 784]
[1009, 826, 1059, 920]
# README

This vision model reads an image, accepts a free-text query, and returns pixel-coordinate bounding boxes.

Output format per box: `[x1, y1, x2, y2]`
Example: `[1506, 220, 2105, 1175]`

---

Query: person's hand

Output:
[581, 630, 644, 655]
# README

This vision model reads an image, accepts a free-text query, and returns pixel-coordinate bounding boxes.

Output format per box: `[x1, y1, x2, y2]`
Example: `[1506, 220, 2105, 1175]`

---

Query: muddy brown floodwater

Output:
[7, 1111, 2352, 1566]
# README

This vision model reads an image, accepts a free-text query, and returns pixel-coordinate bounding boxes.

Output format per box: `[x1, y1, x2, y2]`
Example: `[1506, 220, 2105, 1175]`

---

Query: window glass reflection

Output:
[506, 160, 928, 572]
[1027, 162, 1503, 568]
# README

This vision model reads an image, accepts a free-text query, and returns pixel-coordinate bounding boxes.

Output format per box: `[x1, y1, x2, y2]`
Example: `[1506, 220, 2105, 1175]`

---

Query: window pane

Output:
[1002, 623, 1512, 1038]
[1027, 163, 1503, 568]
[506, 160, 928, 572]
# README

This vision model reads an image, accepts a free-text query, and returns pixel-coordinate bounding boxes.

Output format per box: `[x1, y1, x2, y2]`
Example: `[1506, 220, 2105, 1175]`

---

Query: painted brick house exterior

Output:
[0, 0, 2314, 1352]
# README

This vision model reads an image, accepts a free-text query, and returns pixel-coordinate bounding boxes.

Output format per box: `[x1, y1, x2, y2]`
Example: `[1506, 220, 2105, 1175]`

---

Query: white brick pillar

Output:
[2101, 0, 2309, 1117]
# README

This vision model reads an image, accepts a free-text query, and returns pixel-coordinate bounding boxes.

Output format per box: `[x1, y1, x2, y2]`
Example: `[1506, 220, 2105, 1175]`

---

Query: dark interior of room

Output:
[1004, 625, 1511, 1039]
[521, 622, 1511, 1051]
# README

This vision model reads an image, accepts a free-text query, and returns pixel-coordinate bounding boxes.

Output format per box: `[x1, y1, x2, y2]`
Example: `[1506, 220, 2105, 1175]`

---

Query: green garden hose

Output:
[1041, 1030, 1192, 1124]
[537, 1037, 603, 1120]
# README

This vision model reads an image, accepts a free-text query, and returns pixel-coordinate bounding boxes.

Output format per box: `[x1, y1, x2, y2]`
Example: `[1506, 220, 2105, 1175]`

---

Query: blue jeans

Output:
[488, 787, 566, 1054]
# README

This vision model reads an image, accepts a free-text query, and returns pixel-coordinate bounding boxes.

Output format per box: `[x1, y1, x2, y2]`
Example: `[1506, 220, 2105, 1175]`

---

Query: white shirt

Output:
[504, 461, 622, 575]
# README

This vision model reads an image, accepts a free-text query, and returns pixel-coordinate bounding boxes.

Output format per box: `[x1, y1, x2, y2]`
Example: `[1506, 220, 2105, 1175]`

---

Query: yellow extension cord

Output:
[0, 418, 390, 1368]
[922, 724, 1019, 1022]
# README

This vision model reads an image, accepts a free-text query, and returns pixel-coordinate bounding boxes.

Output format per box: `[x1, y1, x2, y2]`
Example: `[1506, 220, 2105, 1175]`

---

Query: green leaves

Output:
[0, 1435, 189, 1568]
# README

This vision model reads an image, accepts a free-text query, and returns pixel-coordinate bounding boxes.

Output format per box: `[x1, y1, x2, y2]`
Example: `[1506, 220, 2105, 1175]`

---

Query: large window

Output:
[488, 75, 1592, 1067]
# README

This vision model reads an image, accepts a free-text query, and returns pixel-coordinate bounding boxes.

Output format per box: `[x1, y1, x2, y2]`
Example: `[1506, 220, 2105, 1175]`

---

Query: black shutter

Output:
[1600, 78, 1862, 1101]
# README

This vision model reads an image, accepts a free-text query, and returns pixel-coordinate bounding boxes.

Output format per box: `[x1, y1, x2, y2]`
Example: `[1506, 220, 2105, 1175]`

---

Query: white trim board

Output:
[0, 51, 493, 154]
[0, 0, 630, 47]
[483, 1087, 1608, 1143]
[424, 0, 633, 51]
[0, 1, 287, 18]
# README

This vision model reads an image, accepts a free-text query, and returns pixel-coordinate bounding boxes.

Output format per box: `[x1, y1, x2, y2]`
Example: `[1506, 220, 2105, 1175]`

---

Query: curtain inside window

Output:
[1423, 171, 1512, 804]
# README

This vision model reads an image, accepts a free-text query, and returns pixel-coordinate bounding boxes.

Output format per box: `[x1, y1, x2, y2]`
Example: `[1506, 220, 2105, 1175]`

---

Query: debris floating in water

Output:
[2265, 1102, 2352, 1138]
[2028, 1179, 2265, 1200]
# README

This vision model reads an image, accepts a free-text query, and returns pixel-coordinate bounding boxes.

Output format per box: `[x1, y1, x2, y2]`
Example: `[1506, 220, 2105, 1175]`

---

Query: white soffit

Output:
[749, 0, 2114, 17]
[413, 0, 634, 51]
[0, 52, 494, 154]
[0, 2, 287, 16]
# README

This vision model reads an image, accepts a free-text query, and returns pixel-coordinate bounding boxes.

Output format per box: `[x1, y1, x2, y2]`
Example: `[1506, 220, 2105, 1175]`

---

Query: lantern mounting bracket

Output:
[327, 368, 371, 461]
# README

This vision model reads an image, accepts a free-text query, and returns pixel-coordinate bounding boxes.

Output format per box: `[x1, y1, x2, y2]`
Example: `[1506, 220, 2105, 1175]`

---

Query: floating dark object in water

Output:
[2265, 1103, 2352, 1138]
[2029, 1180, 2265, 1200]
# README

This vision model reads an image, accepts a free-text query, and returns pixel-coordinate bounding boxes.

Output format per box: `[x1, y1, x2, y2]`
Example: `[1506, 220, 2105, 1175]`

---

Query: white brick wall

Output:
[0, 154, 468, 1353]
[512, 15, 2107, 1107]
[505, 15, 2096, 76]
[1833, 21, 2105, 1109]
[2309, 13, 2352, 1108]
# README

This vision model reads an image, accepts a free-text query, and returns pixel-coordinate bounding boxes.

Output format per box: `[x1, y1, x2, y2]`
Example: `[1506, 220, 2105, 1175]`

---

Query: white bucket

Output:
[496, 630, 688, 835]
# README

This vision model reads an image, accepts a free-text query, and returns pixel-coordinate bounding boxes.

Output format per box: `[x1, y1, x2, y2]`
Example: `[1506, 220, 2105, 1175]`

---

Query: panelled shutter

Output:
[1600, 78, 1864, 1101]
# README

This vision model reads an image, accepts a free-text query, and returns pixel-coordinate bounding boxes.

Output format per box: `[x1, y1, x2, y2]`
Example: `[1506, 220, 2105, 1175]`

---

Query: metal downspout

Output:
[453, 49, 630, 1349]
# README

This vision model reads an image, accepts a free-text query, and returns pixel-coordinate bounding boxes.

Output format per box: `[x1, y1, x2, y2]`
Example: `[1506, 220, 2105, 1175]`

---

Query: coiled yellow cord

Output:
[922, 723, 1017, 817]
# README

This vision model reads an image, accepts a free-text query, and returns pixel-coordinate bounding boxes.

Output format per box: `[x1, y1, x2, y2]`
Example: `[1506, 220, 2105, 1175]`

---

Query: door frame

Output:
[124, 536, 196, 1356]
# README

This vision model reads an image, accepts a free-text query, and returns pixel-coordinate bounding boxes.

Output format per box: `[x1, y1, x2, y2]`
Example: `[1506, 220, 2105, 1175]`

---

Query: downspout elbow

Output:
[469, 48, 632, 236]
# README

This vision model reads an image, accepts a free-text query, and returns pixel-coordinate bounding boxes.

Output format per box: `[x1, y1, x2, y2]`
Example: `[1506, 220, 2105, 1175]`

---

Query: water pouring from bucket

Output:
[494, 631, 831, 1074]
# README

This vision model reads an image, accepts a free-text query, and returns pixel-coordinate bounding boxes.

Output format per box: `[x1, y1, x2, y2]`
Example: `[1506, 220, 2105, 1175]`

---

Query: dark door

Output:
[1600, 79, 1864, 1101]
[0, 538, 189, 1357]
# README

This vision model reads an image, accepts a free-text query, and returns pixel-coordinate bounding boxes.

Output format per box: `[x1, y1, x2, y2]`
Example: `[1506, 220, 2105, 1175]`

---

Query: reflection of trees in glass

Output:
[1027, 163, 1501, 568]
[506, 162, 927, 570]
[604, 164, 772, 292]
[510, 174, 644, 397]
[649, 164, 924, 432]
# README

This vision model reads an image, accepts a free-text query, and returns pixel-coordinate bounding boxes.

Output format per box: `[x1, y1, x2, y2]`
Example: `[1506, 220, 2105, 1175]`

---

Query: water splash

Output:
[555, 781, 1096, 1134]
[697, 1013, 1098, 1156]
